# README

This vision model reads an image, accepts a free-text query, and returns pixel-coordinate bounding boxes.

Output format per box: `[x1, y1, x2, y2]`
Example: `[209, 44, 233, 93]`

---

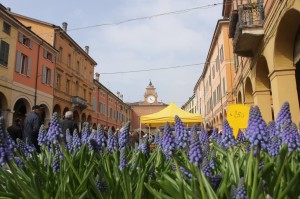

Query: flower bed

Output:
[0, 102, 299, 198]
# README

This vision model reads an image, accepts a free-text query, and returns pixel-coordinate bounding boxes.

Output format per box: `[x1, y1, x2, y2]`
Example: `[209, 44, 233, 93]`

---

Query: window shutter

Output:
[50, 69, 54, 86]
[51, 55, 55, 63]
[42, 66, 46, 84]
[18, 32, 23, 43]
[16, 51, 22, 73]
[27, 57, 32, 77]
[4, 42, 9, 64]
[29, 40, 33, 49]
[43, 49, 47, 58]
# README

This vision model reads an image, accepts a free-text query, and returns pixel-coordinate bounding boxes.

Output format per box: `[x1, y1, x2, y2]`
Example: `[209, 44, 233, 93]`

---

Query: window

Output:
[75, 81, 79, 95]
[220, 45, 224, 63]
[18, 33, 32, 48]
[100, 103, 106, 115]
[16, 51, 32, 76]
[58, 47, 63, 62]
[42, 66, 53, 86]
[56, 74, 61, 90]
[89, 92, 92, 104]
[110, 108, 113, 118]
[67, 54, 71, 67]
[223, 78, 226, 96]
[215, 55, 219, 72]
[66, 79, 70, 94]
[76, 61, 80, 72]
[0, 40, 9, 66]
[43, 49, 54, 62]
[212, 65, 215, 79]
[3, 22, 11, 35]
[84, 89, 86, 100]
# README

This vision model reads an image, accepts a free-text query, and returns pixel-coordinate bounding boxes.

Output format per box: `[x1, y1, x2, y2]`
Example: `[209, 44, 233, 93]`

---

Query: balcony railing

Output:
[72, 96, 87, 110]
[232, 2, 265, 57]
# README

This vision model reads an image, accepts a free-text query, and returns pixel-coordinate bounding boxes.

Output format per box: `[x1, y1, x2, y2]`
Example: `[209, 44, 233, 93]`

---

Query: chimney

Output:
[85, 46, 89, 54]
[95, 72, 100, 81]
[6, 7, 11, 12]
[62, 22, 68, 32]
[117, 91, 120, 97]
[120, 94, 123, 101]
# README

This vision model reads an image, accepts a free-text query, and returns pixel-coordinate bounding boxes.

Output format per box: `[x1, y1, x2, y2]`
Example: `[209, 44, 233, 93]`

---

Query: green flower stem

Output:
[251, 153, 259, 199]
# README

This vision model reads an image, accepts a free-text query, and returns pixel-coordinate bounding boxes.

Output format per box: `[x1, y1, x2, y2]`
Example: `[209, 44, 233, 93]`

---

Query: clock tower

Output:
[127, 81, 167, 130]
[144, 81, 158, 104]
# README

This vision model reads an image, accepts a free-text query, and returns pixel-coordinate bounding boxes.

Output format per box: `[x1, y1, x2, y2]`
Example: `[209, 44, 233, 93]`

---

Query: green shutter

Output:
[42, 66, 46, 84]
[16, 51, 21, 73]
[50, 69, 54, 86]
[27, 57, 32, 77]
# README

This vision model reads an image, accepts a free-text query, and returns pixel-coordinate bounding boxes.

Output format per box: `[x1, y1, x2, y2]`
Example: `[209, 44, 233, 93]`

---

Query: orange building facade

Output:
[0, 5, 56, 127]
[13, 13, 97, 129]
[194, 19, 235, 130]
[92, 73, 131, 130]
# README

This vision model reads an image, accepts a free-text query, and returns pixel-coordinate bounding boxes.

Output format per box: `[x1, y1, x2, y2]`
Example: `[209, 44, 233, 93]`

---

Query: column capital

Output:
[269, 67, 296, 81]
[253, 89, 271, 97]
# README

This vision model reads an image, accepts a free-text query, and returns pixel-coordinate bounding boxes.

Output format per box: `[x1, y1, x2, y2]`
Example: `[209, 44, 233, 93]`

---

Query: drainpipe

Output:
[34, 42, 42, 106]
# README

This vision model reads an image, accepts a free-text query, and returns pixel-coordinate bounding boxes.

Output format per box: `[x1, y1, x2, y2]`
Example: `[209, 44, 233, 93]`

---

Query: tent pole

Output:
[139, 122, 141, 144]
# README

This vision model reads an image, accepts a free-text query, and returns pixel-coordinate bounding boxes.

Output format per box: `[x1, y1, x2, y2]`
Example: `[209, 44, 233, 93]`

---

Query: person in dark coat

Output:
[60, 111, 79, 143]
[7, 118, 23, 142]
[23, 105, 42, 151]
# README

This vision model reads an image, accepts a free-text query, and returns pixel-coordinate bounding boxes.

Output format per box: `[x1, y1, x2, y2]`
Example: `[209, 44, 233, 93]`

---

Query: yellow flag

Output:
[227, 104, 250, 138]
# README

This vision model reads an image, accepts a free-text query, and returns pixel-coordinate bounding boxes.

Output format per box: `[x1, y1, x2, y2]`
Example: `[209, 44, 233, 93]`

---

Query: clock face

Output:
[147, 95, 155, 103]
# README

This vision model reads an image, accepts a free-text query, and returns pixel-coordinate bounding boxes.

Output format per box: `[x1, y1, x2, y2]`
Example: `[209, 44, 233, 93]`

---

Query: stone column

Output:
[269, 68, 299, 123]
[253, 89, 272, 123]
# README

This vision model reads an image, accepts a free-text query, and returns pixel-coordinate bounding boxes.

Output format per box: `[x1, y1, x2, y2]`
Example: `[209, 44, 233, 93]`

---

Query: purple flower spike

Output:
[66, 129, 73, 153]
[81, 122, 91, 144]
[281, 122, 299, 152]
[118, 122, 130, 149]
[221, 119, 237, 149]
[0, 117, 15, 165]
[276, 102, 292, 136]
[235, 177, 248, 199]
[72, 129, 81, 151]
[96, 175, 109, 193]
[245, 106, 268, 152]
[141, 138, 150, 155]
[237, 130, 245, 143]
[47, 112, 63, 145]
[96, 124, 107, 151]
[201, 157, 212, 178]
[175, 115, 189, 150]
[107, 127, 118, 153]
[268, 121, 276, 138]
[119, 147, 128, 171]
[211, 128, 219, 141]
[38, 125, 47, 146]
[199, 129, 209, 146]
[161, 122, 176, 160]
[52, 154, 60, 173]
[189, 125, 202, 167]
[268, 136, 280, 157]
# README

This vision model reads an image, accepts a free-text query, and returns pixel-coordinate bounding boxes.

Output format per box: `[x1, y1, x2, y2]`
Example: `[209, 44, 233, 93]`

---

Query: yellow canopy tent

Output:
[140, 102, 203, 127]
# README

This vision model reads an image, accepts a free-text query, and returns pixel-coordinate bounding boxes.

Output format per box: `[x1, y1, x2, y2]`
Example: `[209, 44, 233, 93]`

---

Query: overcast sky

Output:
[2, 0, 222, 106]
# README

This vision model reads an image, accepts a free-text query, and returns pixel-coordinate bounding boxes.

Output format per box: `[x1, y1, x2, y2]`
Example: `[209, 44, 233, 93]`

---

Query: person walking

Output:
[7, 118, 23, 142]
[60, 111, 79, 143]
[23, 105, 42, 151]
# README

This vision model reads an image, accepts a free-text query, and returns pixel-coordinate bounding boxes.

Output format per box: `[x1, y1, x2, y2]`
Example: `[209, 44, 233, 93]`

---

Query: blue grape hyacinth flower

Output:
[118, 122, 130, 149]
[107, 127, 118, 153]
[119, 147, 128, 171]
[221, 119, 237, 149]
[189, 125, 202, 166]
[237, 129, 245, 143]
[47, 112, 64, 145]
[245, 106, 269, 152]
[96, 175, 109, 193]
[161, 122, 176, 160]
[96, 124, 107, 151]
[72, 129, 81, 152]
[281, 122, 299, 152]
[235, 177, 248, 199]
[0, 117, 16, 165]
[175, 115, 189, 150]
[275, 102, 292, 137]
[81, 122, 91, 144]
[38, 125, 47, 146]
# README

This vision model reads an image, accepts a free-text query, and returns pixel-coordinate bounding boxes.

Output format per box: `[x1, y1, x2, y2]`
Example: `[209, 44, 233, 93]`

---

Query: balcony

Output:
[71, 96, 87, 110]
[232, 2, 265, 57]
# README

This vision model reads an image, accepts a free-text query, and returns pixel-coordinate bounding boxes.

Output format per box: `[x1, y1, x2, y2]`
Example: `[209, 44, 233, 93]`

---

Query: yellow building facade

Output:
[224, 0, 300, 123]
